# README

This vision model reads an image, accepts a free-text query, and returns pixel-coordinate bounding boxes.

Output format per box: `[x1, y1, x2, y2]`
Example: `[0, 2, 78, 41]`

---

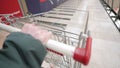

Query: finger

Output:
[23, 24, 38, 34]
[22, 23, 31, 32]
[46, 31, 52, 42]
[46, 31, 52, 40]
[41, 31, 52, 44]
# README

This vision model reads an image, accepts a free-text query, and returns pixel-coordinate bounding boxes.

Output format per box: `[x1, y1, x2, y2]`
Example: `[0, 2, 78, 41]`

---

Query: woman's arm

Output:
[0, 24, 52, 68]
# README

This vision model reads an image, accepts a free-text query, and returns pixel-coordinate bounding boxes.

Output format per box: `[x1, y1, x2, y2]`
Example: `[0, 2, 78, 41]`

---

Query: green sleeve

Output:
[0, 32, 47, 68]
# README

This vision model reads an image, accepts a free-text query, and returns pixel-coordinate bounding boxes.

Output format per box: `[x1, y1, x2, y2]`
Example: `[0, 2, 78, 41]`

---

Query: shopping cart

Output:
[0, 13, 92, 68]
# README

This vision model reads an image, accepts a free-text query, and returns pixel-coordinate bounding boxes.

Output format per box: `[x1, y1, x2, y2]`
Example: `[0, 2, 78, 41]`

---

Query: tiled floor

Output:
[82, 0, 120, 68]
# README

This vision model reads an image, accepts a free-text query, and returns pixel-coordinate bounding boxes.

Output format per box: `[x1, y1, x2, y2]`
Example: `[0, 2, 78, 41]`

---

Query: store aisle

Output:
[82, 0, 120, 68]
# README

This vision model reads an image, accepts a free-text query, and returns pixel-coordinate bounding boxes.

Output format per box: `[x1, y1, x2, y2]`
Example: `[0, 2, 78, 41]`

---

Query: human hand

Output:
[22, 23, 52, 45]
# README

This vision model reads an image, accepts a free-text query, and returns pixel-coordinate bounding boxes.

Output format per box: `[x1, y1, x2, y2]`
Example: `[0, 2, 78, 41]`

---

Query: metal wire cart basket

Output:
[0, 11, 92, 68]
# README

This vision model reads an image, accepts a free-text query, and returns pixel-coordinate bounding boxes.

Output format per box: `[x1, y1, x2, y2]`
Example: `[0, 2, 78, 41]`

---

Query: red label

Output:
[0, 0, 23, 17]
[40, 0, 46, 3]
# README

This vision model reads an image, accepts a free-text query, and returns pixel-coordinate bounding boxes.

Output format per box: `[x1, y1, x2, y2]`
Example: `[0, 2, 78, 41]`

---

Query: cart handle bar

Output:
[0, 23, 92, 65]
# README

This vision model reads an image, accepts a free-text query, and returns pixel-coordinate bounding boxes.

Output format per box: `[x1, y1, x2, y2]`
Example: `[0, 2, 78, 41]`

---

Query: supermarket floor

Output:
[82, 0, 120, 68]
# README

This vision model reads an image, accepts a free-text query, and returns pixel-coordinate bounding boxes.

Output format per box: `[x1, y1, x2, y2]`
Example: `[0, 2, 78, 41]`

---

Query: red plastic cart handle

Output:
[73, 37, 92, 65]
